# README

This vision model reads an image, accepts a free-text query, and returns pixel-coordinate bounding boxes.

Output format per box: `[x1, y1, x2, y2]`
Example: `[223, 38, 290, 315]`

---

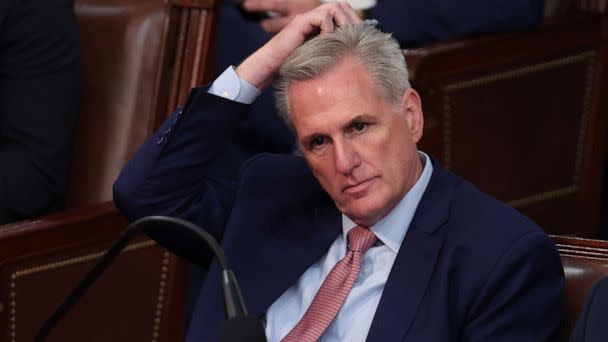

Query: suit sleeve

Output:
[0, 0, 82, 224]
[373, 0, 544, 47]
[113, 89, 251, 259]
[462, 231, 565, 342]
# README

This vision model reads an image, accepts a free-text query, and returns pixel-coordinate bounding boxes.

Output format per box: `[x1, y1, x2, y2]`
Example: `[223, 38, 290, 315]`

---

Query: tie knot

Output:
[347, 226, 377, 253]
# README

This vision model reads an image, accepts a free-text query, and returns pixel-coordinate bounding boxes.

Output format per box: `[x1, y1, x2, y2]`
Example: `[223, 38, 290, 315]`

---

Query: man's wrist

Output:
[235, 44, 280, 91]
[208, 66, 262, 104]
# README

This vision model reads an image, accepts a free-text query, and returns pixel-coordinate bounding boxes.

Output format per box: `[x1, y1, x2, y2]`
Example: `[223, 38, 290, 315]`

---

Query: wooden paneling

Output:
[407, 15, 608, 236]
[0, 203, 189, 341]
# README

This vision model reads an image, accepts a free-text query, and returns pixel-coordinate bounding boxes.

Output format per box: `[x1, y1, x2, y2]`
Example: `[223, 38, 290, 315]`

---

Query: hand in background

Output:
[236, 2, 362, 90]
[242, 0, 323, 33]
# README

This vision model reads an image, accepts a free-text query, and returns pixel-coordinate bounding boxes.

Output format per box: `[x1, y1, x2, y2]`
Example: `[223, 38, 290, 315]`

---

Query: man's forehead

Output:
[288, 59, 376, 105]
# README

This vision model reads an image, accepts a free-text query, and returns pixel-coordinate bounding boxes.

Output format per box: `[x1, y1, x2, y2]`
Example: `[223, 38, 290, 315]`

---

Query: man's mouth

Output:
[343, 177, 377, 195]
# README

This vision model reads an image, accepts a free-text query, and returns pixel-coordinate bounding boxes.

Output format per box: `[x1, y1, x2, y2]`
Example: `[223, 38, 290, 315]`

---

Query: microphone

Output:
[35, 216, 266, 342]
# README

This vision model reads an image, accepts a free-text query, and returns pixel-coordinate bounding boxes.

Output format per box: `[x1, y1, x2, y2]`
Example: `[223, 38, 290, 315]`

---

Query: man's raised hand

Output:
[235, 2, 362, 91]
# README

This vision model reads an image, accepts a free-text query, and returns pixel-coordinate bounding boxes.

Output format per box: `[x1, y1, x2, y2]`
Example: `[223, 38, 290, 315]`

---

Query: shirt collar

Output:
[342, 151, 433, 253]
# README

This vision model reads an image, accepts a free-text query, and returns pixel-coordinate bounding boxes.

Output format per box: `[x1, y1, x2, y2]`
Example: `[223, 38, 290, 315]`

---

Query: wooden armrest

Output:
[0, 202, 188, 341]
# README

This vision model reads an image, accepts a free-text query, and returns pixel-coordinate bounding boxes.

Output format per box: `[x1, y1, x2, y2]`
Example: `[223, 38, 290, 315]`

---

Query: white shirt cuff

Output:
[208, 66, 262, 104]
[322, 0, 376, 10]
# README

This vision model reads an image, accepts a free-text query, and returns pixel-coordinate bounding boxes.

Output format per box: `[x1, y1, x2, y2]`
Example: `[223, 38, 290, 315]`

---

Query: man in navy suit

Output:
[114, 3, 564, 341]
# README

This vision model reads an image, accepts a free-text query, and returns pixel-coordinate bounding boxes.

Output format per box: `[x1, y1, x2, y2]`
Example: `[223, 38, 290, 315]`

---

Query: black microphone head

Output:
[219, 316, 266, 342]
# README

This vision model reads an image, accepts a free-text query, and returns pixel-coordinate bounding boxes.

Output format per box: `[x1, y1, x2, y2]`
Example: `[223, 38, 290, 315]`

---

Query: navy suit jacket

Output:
[570, 278, 608, 342]
[114, 88, 564, 341]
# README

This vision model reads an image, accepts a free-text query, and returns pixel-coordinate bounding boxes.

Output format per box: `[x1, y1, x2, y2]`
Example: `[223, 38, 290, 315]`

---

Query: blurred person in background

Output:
[0, 0, 82, 225]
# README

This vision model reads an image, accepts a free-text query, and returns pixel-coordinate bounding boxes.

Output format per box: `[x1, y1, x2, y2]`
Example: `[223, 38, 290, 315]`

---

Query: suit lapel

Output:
[366, 159, 457, 341]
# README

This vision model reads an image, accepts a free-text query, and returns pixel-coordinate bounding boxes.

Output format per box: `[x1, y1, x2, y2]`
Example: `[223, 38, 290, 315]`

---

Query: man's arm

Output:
[113, 2, 362, 255]
[464, 231, 564, 341]
[113, 90, 248, 231]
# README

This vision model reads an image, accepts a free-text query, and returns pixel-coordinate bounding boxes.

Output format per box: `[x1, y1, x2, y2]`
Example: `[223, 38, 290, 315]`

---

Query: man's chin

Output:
[341, 203, 385, 228]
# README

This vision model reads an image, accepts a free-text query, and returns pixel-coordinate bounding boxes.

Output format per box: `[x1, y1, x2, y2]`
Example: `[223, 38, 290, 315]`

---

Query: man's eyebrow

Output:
[298, 113, 376, 144]
[341, 114, 375, 130]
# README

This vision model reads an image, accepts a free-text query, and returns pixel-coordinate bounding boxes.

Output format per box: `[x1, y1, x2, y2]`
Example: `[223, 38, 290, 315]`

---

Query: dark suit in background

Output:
[114, 88, 564, 341]
[215, 0, 545, 164]
[0, 0, 82, 224]
[373, 0, 544, 46]
[570, 278, 608, 342]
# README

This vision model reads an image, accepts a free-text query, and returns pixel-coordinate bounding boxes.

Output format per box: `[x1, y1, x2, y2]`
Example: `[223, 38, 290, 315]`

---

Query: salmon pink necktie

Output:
[281, 226, 377, 342]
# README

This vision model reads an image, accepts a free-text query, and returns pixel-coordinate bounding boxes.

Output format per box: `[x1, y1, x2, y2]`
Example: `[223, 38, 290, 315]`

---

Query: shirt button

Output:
[221, 91, 230, 98]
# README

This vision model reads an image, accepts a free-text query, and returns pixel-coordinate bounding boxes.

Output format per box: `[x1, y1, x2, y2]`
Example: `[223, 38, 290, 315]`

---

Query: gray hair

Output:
[275, 24, 410, 130]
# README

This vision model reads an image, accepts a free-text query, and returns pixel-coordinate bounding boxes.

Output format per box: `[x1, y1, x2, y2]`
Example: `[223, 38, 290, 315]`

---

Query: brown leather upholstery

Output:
[67, 0, 219, 208]
[553, 235, 608, 339]
[0, 1, 220, 339]
[0, 203, 188, 341]
[405, 7, 608, 236]
[0, 0, 218, 340]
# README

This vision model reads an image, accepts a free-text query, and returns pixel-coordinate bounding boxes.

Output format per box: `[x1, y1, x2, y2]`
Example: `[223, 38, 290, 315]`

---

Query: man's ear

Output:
[401, 88, 424, 143]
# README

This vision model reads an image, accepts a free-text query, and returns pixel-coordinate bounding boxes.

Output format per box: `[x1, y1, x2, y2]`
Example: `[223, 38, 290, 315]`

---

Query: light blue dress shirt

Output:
[208, 66, 433, 341]
[208, 66, 261, 104]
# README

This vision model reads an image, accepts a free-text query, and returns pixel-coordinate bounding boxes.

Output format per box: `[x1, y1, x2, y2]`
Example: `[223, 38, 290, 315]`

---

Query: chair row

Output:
[0, 203, 605, 340]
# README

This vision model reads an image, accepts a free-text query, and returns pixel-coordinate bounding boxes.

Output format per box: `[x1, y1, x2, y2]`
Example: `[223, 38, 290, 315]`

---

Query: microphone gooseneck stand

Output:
[35, 216, 266, 342]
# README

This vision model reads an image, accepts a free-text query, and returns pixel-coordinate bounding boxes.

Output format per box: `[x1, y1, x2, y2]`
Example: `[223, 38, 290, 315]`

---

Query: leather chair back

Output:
[405, 5, 608, 236]
[67, 0, 219, 208]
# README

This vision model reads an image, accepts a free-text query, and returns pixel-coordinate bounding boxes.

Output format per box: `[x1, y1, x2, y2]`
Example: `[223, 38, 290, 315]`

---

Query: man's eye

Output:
[310, 136, 325, 148]
[353, 122, 366, 131]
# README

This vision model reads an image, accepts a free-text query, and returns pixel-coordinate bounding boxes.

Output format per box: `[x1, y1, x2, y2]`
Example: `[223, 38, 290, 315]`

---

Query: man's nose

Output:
[334, 140, 361, 175]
